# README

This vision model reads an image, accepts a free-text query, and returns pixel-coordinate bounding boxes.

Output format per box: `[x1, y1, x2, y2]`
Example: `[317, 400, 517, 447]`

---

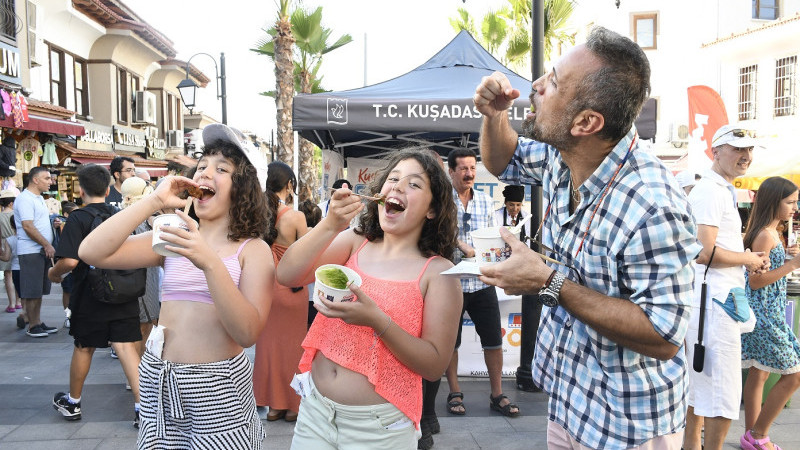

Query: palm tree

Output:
[269, 0, 295, 166]
[452, 0, 575, 74]
[254, 5, 352, 201]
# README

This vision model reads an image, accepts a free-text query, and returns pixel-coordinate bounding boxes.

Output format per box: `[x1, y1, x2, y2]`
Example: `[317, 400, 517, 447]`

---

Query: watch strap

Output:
[542, 269, 556, 289]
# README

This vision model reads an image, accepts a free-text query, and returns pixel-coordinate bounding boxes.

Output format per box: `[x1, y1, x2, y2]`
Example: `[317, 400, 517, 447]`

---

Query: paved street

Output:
[0, 285, 798, 449]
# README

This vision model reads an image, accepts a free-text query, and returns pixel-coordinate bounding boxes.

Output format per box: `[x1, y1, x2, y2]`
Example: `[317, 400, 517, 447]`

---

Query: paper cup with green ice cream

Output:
[314, 264, 362, 306]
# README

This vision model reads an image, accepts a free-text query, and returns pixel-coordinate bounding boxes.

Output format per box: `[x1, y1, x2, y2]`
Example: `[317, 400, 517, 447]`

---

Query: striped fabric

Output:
[452, 187, 496, 293]
[137, 350, 265, 449]
[498, 128, 701, 449]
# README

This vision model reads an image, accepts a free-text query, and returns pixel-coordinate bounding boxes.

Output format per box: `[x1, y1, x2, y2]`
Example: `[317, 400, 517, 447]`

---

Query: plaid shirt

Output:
[452, 187, 496, 293]
[499, 129, 701, 449]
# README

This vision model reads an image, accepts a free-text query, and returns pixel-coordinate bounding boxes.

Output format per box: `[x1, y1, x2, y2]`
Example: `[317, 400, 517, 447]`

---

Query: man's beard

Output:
[521, 113, 578, 152]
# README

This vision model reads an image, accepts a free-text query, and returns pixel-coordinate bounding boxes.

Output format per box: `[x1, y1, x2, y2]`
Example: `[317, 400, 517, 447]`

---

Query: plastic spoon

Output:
[507, 213, 534, 235]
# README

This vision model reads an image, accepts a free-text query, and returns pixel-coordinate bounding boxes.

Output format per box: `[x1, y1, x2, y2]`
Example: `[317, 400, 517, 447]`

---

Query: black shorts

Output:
[455, 286, 502, 350]
[70, 316, 142, 349]
[61, 273, 75, 294]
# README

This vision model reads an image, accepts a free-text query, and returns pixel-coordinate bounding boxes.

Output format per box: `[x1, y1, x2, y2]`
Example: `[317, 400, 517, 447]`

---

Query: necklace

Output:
[570, 178, 581, 204]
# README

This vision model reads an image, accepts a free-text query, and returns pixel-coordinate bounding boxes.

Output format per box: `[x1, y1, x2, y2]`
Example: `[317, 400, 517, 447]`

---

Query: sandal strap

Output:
[447, 392, 464, 401]
[490, 393, 509, 404]
[747, 430, 773, 447]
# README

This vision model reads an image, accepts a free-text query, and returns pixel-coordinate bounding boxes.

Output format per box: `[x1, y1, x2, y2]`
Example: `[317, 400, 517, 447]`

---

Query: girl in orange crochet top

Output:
[277, 149, 462, 449]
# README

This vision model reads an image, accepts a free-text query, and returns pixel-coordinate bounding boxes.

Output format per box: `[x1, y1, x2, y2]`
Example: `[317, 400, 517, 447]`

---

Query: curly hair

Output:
[199, 141, 270, 241]
[355, 148, 457, 260]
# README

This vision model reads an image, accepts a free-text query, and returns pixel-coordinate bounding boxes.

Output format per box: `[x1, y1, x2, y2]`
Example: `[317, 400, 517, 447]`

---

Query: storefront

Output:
[0, 96, 85, 196]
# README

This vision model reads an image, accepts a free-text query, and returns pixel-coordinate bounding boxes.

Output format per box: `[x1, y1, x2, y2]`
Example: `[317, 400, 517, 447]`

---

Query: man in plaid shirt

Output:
[443, 148, 520, 419]
[474, 27, 701, 449]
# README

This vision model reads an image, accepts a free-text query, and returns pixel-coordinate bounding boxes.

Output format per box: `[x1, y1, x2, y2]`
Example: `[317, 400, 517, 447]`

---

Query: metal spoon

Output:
[330, 188, 385, 204]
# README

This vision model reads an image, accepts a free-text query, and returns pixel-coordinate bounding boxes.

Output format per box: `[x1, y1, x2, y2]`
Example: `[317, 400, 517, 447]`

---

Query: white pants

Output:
[685, 302, 742, 420]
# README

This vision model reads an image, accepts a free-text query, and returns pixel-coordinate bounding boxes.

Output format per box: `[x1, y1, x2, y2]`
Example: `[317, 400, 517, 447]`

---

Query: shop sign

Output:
[0, 42, 21, 85]
[147, 139, 167, 161]
[114, 126, 146, 152]
[147, 138, 167, 151]
[77, 123, 114, 151]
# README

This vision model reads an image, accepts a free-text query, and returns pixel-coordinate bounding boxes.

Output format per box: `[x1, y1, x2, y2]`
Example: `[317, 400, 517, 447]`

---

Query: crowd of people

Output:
[2, 25, 799, 450]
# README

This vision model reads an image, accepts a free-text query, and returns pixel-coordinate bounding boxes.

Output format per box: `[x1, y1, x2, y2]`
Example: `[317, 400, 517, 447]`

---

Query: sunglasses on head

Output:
[713, 128, 756, 146]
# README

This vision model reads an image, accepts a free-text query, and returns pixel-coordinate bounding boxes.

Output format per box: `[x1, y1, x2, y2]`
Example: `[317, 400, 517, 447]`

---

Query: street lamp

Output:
[177, 52, 227, 125]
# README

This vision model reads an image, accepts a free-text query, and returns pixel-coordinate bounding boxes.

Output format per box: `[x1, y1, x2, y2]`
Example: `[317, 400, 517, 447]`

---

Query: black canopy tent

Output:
[292, 31, 533, 160]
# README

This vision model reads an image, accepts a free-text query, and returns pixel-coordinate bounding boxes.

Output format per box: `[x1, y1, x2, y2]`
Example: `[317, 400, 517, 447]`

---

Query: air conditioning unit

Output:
[134, 90, 157, 125]
[166, 130, 184, 148]
[669, 122, 689, 148]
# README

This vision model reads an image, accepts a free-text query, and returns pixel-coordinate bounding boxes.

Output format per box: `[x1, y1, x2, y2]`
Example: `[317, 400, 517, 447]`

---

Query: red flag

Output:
[687, 85, 729, 159]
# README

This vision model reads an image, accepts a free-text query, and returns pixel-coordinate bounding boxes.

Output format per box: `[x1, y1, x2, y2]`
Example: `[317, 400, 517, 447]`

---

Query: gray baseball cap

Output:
[201, 123, 268, 191]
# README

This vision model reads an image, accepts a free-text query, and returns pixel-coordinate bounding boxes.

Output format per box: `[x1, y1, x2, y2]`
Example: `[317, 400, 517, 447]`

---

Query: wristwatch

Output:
[538, 270, 565, 307]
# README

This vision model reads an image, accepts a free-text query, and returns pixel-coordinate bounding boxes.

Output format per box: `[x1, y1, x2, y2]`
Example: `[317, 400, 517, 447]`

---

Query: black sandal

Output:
[489, 393, 520, 417]
[446, 392, 466, 415]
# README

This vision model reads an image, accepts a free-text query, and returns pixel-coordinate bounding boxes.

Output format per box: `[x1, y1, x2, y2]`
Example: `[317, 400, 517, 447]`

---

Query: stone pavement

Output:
[0, 285, 798, 449]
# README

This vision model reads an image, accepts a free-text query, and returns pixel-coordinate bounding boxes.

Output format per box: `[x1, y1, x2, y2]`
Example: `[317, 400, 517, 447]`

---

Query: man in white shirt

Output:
[14, 167, 57, 337]
[683, 124, 770, 450]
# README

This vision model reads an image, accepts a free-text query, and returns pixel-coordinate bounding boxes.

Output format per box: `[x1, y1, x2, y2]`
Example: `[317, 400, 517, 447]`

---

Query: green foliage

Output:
[450, 0, 575, 72]
[253, 5, 352, 94]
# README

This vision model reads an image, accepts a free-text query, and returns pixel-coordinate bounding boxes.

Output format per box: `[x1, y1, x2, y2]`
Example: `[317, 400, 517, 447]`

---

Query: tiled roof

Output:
[702, 12, 800, 47]
[26, 99, 77, 120]
[71, 0, 177, 58]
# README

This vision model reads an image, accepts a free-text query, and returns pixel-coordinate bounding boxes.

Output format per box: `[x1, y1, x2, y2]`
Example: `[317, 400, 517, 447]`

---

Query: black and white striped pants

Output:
[137, 350, 265, 449]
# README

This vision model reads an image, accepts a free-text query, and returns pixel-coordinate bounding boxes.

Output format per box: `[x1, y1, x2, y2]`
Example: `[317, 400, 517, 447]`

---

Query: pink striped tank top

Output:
[161, 239, 252, 304]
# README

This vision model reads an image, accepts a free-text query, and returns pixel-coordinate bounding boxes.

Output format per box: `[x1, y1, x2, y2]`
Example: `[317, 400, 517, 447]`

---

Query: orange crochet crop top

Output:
[298, 239, 438, 427]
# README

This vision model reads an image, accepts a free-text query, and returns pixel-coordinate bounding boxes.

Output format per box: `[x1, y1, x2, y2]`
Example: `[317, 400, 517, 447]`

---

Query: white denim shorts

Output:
[290, 372, 420, 450]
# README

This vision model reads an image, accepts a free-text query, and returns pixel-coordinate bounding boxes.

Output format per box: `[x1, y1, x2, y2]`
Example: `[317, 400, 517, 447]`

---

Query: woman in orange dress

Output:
[252, 161, 310, 422]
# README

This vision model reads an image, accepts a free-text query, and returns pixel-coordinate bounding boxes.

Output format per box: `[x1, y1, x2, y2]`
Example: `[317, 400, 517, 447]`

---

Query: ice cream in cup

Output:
[470, 226, 520, 264]
[314, 264, 362, 306]
[152, 213, 190, 257]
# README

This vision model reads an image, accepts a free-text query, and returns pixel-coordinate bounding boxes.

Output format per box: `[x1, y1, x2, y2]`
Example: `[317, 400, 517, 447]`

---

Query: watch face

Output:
[539, 292, 558, 307]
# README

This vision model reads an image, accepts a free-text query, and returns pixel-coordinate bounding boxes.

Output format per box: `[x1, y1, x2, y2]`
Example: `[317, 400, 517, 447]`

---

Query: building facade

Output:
[0, 0, 208, 201]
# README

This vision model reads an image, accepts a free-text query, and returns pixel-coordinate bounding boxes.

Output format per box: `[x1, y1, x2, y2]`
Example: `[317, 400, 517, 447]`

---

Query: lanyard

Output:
[534, 134, 637, 257]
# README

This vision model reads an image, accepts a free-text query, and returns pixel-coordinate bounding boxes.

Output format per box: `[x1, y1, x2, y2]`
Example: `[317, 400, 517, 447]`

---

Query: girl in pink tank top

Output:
[278, 149, 462, 449]
[79, 124, 272, 449]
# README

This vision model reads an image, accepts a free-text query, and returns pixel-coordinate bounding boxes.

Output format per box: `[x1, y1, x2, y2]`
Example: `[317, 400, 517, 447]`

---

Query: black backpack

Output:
[79, 206, 146, 304]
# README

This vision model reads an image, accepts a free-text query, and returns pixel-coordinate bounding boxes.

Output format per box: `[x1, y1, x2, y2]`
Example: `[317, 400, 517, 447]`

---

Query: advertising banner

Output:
[320, 150, 344, 199]
[457, 288, 522, 377]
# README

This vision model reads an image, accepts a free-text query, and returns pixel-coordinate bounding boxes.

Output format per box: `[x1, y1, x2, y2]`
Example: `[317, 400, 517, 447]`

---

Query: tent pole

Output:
[294, 131, 299, 210]
[517, 0, 546, 394]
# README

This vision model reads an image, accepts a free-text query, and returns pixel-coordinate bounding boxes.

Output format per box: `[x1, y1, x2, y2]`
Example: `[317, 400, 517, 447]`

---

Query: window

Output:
[753, 0, 778, 20]
[117, 68, 127, 123]
[50, 48, 62, 106]
[0, 0, 17, 44]
[49, 46, 89, 117]
[167, 93, 181, 131]
[633, 13, 657, 50]
[73, 59, 88, 116]
[738, 64, 758, 120]
[775, 56, 796, 117]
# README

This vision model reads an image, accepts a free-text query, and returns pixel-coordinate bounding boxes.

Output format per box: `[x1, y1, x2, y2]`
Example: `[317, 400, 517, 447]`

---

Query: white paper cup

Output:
[470, 226, 520, 264]
[151, 213, 189, 257]
[313, 264, 362, 306]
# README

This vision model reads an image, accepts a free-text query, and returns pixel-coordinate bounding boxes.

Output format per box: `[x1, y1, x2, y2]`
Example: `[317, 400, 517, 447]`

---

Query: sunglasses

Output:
[713, 128, 756, 146]
[462, 212, 471, 233]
